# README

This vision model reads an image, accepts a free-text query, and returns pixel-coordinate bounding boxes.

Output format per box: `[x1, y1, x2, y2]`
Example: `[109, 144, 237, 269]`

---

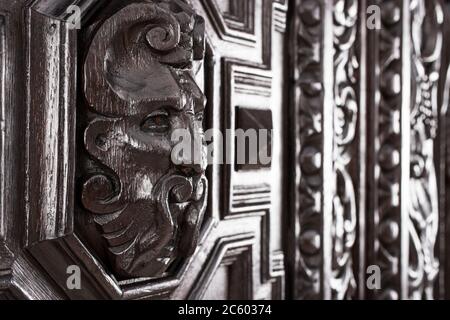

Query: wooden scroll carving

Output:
[331, 0, 358, 299]
[289, 0, 360, 300]
[79, 0, 208, 279]
[408, 0, 442, 299]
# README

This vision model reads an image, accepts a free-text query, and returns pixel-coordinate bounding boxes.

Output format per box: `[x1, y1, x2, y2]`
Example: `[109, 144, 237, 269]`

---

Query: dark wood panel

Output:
[0, 0, 450, 301]
[0, 0, 288, 300]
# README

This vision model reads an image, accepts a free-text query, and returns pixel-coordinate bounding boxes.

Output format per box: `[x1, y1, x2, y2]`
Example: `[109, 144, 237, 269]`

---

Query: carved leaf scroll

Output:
[369, 0, 404, 300]
[331, 0, 358, 299]
[408, 0, 441, 300]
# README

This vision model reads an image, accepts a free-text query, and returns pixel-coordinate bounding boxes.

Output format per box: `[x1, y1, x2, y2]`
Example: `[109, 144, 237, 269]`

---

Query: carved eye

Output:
[196, 112, 204, 122]
[141, 110, 170, 134]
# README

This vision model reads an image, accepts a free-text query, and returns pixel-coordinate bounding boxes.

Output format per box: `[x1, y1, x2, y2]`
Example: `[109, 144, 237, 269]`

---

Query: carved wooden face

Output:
[80, 1, 208, 278]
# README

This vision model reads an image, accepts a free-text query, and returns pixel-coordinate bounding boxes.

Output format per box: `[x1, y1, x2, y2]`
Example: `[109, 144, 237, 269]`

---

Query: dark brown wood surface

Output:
[0, 0, 449, 300]
[0, 0, 287, 300]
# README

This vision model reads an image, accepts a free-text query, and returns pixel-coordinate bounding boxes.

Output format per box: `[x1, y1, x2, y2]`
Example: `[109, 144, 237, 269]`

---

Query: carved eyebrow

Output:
[135, 95, 182, 114]
[134, 73, 206, 114]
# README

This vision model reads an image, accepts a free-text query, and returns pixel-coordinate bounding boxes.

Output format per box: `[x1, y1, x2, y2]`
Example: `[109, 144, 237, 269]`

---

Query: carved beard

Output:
[82, 171, 208, 278]
[80, 0, 207, 279]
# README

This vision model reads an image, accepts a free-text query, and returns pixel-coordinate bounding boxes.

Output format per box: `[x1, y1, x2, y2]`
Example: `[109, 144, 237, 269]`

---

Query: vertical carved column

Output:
[366, 0, 405, 300]
[25, 0, 78, 244]
[289, 0, 361, 299]
[78, 0, 208, 279]
[287, 0, 444, 300]
[408, 0, 442, 299]
[289, 0, 327, 299]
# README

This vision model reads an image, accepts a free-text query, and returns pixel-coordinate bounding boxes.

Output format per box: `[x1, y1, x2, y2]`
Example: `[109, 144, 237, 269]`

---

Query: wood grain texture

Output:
[4, 0, 450, 301]
[25, 1, 77, 245]
[287, 0, 331, 299]
[330, 0, 359, 299]
[2, 0, 287, 300]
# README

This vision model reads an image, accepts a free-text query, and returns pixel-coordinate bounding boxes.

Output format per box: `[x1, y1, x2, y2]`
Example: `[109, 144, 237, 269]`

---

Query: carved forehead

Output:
[83, 1, 205, 117]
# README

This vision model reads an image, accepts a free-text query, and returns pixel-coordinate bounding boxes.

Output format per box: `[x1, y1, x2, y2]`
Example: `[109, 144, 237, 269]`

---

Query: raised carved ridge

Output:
[366, 0, 404, 300]
[291, 0, 325, 299]
[290, 0, 359, 300]
[188, 234, 255, 299]
[201, 0, 259, 44]
[0, 13, 6, 242]
[26, 1, 78, 244]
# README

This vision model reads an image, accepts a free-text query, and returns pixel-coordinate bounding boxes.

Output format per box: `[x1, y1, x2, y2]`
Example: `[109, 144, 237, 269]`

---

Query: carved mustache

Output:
[128, 172, 207, 274]
[81, 170, 207, 277]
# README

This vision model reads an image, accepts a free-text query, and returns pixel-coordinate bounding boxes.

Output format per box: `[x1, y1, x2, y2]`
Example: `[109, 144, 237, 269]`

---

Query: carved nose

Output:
[172, 115, 207, 175]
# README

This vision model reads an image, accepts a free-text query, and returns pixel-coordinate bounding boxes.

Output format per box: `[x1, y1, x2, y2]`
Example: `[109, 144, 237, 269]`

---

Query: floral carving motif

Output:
[331, 0, 358, 299]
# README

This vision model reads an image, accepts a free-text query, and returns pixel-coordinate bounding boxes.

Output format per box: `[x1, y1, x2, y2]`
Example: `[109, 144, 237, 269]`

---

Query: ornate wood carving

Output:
[0, 0, 288, 300]
[289, 0, 361, 300]
[0, 12, 14, 282]
[289, 0, 326, 299]
[366, 0, 404, 300]
[78, 0, 208, 279]
[235, 107, 272, 171]
[202, 0, 258, 44]
[331, 0, 358, 299]
[408, 0, 442, 299]
[25, 0, 78, 245]
[440, 2, 450, 298]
